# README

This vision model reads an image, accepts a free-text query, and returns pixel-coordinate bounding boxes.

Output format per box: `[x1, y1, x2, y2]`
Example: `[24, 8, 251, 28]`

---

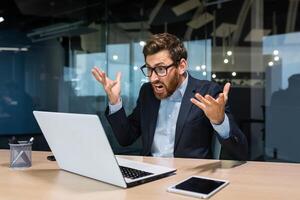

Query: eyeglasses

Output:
[140, 63, 176, 77]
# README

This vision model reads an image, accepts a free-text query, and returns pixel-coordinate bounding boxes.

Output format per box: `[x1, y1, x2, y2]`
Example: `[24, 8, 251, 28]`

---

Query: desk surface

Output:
[1, 150, 300, 200]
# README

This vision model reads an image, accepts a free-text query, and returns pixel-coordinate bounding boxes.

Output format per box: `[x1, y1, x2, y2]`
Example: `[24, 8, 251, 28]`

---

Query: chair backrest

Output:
[211, 134, 221, 159]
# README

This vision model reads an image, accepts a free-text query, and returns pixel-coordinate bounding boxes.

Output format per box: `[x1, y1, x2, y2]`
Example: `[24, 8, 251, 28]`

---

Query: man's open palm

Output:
[91, 66, 121, 105]
[190, 83, 231, 124]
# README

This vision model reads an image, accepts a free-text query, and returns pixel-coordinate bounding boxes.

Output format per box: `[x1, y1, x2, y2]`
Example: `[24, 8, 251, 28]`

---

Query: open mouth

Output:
[152, 83, 165, 93]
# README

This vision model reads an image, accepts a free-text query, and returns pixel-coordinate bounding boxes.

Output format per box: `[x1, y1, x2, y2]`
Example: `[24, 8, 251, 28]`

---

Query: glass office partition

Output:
[185, 39, 212, 80]
[264, 32, 300, 162]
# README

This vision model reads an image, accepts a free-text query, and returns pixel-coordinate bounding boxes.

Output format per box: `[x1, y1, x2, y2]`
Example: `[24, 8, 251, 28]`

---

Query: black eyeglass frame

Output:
[140, 62, 177, 77]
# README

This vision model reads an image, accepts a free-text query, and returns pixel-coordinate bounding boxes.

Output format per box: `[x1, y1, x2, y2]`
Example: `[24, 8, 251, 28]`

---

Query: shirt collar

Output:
[168, 73, 189, 102]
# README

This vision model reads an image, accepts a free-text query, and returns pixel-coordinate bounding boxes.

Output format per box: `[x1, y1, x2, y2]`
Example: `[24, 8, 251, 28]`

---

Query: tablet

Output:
[167, 176, 229, 199]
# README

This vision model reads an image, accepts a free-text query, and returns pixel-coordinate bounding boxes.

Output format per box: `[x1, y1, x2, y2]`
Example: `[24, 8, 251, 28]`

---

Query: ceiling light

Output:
[201, 64, 206, 70]
[139, 40, 146, 47]
[187, 12, 214, 29]
[273, 50, 279, 55]
[112, 55, 118, 60]
[27, 21, 96, 42]
[0, 47, 28, 52]
[20, 48, 28, 51]
[232, 72, 237, 77]
[244, 29, 271, 42]
[0, 17, 4, 23]
[227, 51, 232, 56]
[268, 61, 274, 67]
[202, 71, 207, 76]
[212, 74, 216, 79]
[133, 66, 139, 71]
[224, 58, 229, 64]
[195, 66, 201, 71]
[211, 23, 237, 38]
[172, 0, 200, 16]
[274, 56, 280, 61]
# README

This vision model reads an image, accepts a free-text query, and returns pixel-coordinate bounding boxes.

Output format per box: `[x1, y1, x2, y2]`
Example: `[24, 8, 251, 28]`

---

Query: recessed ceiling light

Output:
[112, 55, 118, 60]
[139, 41, 146, 47]
[273, 50, 279, 55]
[133, 66, 138, 71]
[274, 56, 280, 61]
[268, 61, 274, 67]
[227, 51, 232, 56]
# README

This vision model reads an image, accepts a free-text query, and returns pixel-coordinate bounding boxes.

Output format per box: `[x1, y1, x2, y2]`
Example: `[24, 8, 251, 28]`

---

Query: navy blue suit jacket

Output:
[106, 75, 248, 160]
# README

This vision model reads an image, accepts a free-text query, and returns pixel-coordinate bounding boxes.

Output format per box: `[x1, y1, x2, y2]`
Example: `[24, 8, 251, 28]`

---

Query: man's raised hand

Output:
[91, 66, 121, 105]
[190, 83, 231, 125]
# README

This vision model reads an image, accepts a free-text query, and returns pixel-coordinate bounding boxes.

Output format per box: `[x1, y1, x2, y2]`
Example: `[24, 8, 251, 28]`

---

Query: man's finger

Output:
[91, 69, 104, 84]
[190, 98, 206, 110]
[204, 95, 218, 105]
[110, 80, 118, 89]
[195, 93, 211, 106]
[217, 93, 225, 105]
[101, 72, 107, 85]
[92, 66, 103, 76]
[116, 72, 122, 83]
[92, 67, 105, 81]
[223, 82, 231, 100]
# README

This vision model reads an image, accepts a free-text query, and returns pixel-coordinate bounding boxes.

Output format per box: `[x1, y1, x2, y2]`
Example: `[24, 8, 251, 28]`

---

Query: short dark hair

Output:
[143, 33, 187, 64]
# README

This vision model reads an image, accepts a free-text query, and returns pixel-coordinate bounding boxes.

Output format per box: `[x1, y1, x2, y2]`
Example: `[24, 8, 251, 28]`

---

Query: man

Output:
[92, 33, 248, 160]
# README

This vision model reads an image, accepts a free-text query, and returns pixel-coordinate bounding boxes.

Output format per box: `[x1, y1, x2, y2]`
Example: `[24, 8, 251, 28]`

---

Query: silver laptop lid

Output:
[33, 111, 127, 188]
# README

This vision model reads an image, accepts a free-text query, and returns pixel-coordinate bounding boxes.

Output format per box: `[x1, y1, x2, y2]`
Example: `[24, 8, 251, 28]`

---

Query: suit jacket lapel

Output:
[174, 76, 196, 150]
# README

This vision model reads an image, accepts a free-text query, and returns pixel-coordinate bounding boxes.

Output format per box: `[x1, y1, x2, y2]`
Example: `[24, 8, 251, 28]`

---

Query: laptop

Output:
[33, 111, 176, 188]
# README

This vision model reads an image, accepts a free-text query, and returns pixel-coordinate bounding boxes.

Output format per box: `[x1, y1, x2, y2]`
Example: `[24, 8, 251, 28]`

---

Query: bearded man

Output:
[92, 33, 248, 160]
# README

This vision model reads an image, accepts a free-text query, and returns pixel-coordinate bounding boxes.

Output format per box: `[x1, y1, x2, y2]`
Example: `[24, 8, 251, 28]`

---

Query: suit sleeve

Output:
[209, 83, 248, 160]
[105, 85, 144, 146]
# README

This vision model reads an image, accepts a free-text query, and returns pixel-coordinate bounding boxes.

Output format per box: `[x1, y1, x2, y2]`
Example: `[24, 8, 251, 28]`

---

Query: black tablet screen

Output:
[174, 177, 226, 194]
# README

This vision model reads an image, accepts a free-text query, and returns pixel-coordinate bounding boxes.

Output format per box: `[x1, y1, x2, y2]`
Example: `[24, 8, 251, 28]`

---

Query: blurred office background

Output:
[0, 0, 299, 162]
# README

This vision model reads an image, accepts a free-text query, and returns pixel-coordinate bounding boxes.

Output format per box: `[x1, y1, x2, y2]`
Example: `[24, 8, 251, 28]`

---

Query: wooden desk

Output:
[1, 150, 300, 200]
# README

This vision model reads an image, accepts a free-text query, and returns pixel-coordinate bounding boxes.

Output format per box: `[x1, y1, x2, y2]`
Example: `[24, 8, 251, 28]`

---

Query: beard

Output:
[151, 73, 180, 100]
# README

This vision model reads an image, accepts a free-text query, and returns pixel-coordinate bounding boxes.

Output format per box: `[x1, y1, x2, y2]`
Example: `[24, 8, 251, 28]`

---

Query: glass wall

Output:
[0, 0, 299, 162]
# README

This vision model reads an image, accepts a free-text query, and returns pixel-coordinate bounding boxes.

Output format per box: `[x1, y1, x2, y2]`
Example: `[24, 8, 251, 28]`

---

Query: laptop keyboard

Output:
[120, 166, 153, 179]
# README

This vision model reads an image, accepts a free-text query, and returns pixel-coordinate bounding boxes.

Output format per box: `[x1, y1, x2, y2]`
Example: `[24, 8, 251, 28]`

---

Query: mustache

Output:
[151, 80, 163, 85]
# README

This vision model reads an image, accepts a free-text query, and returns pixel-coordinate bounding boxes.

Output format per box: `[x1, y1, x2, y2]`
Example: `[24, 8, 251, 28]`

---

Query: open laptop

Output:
[33, 111, 176, 188]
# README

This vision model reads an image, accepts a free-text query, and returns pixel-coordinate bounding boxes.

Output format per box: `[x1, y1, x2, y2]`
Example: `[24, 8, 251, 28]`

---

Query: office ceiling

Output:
[0, 0, 299, 46]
